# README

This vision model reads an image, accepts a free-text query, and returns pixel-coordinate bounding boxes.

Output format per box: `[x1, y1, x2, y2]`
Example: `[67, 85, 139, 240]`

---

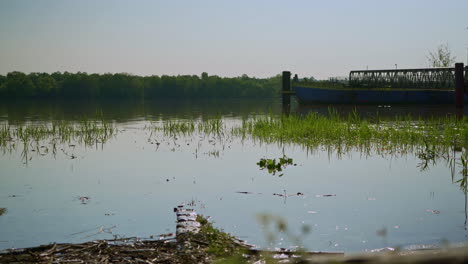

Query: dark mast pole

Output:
[282, 71, 291, 107]
[455, 63, 465, 109]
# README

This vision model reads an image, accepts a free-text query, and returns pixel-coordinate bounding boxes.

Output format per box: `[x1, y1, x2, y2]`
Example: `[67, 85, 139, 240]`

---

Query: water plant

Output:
[235, 110, 468, 159]
[194, 215, 246, 258]
[0, 117, 116, 163]
[161, 120, 196, 136]
[198, 116, 224, 136]
[457, 151, 468, 193]
[149, 116, 225, 137]
[257, 155, 294, 176]
[149, 109, 468, 160]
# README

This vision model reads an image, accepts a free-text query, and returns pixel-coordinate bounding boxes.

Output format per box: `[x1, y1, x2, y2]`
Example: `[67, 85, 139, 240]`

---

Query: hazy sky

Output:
[0, 0, 467, 79]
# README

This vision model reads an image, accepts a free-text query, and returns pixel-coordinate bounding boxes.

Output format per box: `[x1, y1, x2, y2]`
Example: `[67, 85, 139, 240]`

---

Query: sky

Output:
[0, 0, 467, 79]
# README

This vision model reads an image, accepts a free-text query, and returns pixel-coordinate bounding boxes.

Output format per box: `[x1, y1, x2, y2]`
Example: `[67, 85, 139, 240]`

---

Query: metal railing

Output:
[349, 67, 468, 90]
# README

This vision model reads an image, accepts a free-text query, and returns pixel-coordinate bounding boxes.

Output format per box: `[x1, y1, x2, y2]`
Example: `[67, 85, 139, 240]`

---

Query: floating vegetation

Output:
[0, 208, 6, 216]
[257, 155, 294, 176]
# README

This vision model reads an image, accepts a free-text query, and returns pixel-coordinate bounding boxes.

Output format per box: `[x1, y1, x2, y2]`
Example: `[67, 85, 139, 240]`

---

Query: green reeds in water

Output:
[161, 120, 196, 136]
[0, 117, 116, 161]
[235, 110, 468, 157]
[149, 110, 468, 160]
[236, 110, 468, 191]
[12, 120, 115, 146]
[3, 109, 468, 189]
[150, 116, 224, 137]
[198, 117, 224, 135]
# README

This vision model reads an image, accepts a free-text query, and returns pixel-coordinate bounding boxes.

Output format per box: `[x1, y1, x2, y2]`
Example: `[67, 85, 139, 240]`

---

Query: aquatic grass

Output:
[0, 124, 11, 147]
[193, 215, 247, 258]
[234, 110, 468, 158]
[0, 118, 116, 162]
[5, 108, 468, 172]
[161, 120, 196, 136]
[198, 116, 224, 136]
[149, 116, 225, 137]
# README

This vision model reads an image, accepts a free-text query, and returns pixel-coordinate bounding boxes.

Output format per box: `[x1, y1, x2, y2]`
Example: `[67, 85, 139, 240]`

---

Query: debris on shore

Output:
[0, 205, 253, 263]
[1, 205, 467, 263]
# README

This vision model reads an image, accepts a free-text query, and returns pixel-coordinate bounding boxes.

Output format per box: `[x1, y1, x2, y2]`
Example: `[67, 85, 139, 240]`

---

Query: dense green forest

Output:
[0, 71, 281, 99]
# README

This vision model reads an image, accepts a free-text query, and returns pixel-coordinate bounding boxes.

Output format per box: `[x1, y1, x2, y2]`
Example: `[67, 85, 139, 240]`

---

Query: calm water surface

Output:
[0, 99, 467, 252]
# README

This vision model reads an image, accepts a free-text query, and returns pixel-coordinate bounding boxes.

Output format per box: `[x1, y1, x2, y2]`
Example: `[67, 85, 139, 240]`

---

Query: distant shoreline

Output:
[0, 71, 282, 99]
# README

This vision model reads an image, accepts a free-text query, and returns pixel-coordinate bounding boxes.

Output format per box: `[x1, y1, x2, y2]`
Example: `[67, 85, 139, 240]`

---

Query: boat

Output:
[293, 85, 468, 104]
[291, 67, 468, 104]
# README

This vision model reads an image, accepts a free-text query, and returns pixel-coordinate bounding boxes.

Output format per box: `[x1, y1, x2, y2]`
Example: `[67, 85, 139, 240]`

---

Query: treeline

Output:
[0, 72, 282, 99]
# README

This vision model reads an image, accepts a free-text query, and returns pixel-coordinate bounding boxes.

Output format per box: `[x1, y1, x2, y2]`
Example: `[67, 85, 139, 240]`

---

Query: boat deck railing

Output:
[348, 67, 468, 90]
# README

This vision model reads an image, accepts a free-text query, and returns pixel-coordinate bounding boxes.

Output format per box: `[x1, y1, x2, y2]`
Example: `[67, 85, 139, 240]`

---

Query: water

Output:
[0, 99, 467, 252]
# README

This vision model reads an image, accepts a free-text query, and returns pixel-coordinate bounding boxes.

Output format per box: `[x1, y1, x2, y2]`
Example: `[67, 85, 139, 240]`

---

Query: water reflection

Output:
[0, 99, 467, 252]
[2, 99, 467, 123]
[0, 98, 282, 123]
[2, 108, 468, 196]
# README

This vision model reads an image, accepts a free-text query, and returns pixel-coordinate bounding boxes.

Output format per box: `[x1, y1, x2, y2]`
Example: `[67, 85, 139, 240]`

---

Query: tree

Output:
[5, 71, 36, 97]
[0, 75, 6, 95]
[0, 71, 283, 99]
[427, 43, 456, 67]
[36, 74, 58, 96]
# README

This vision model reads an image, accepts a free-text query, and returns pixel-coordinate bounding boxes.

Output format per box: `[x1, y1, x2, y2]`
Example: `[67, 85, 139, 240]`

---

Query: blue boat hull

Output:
[293, 86, 468, 104]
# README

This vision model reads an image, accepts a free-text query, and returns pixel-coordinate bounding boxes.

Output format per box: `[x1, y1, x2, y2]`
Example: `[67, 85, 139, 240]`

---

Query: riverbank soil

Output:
[1, 237, 467, 263]
[1, 216, 467, 263]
